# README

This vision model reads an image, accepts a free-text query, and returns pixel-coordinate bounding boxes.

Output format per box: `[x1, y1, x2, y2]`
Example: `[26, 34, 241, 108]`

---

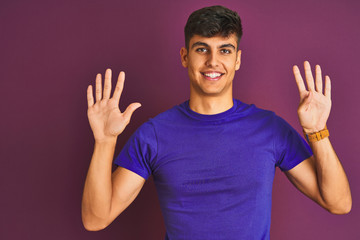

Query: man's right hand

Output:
[87, 69, 141, 142]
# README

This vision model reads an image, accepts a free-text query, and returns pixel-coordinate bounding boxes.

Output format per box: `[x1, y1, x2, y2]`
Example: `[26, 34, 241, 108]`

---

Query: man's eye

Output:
[221, 49, 231, 54]
[196, 48, 207, 53]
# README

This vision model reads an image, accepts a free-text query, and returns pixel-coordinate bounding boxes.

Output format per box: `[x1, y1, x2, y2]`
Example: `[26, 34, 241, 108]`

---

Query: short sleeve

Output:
[114, 121, 157, 180]
[274, 116, 313, 171]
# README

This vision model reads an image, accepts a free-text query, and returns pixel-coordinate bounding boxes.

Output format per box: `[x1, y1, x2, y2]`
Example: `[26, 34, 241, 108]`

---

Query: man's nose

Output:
[205, 52, 219, 67]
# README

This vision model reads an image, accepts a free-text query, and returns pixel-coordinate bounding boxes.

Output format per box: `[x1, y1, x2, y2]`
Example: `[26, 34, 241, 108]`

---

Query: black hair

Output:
[184, 5, 243, 50]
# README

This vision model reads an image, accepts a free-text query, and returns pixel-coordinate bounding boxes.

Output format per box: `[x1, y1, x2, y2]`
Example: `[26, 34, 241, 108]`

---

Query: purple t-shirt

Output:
[114, 99, 313, 240]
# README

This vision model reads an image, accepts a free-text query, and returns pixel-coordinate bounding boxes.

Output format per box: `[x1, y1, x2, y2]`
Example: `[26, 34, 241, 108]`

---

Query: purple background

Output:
[1, 0, 359, 239]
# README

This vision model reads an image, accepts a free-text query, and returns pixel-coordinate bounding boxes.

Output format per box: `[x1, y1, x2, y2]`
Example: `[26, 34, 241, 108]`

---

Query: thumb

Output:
[123, 102, 142, 123]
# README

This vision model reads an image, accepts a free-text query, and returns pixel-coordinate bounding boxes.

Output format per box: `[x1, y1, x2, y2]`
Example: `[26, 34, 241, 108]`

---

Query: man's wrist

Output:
[95, 136, 117, 145]
[302, 126, 324, 134]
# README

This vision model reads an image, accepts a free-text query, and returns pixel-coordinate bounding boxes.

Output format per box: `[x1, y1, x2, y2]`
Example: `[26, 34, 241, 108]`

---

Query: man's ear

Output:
[180, 47, 188, 68]
[235, 49, 241, 71]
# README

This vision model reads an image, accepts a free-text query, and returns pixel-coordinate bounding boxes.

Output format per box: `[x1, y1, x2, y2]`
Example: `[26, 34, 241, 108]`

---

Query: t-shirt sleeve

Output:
[113, 121, 157, 180]
[273, 115, 313, 171]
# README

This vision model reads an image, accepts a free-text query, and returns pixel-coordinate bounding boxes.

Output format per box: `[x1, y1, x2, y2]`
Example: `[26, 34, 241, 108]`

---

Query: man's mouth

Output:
[201, 72, 224, 81]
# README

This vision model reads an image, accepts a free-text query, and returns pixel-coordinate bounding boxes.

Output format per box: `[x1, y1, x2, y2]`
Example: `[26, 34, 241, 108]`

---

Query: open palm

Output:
[293, 61, 331, 133]
[87, 69, 141, 142]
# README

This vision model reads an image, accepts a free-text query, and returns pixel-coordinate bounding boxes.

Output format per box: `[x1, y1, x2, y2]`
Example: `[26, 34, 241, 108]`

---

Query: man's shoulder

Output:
[234, 99, 276, 119]
[148, 101, 187, 123]
[234, 100, 295, 132]
[135, 101, 186, 133]
[242, 102, 297, 131]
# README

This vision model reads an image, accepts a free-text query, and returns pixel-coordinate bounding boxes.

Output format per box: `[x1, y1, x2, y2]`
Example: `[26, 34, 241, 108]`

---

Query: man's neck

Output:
[188, 95, 234, 115]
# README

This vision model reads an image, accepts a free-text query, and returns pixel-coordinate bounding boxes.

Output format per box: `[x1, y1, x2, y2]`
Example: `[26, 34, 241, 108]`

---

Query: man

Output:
[82, 5, 352, 239]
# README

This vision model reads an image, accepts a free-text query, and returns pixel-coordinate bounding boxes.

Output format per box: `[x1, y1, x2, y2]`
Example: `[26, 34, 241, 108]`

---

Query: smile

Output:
[201, 72, 224, 81]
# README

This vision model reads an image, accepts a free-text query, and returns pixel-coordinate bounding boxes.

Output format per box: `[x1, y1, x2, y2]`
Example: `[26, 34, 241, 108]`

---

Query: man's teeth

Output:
[204, 73, 222, 78]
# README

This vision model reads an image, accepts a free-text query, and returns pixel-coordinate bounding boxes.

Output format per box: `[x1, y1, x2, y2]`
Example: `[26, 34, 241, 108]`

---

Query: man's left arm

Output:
[284, 61, 352, 214]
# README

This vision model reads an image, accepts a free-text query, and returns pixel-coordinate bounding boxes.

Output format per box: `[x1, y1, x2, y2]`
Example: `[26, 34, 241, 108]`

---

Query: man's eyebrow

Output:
[191, 42, 209, 49]
[219, 44, 236, 50]
[191, 42, 236, 50]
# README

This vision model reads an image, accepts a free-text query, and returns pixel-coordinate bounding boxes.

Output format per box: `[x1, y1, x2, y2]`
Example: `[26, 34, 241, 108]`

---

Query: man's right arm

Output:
[82, 140, 145, 231]
[81, 69, 143, 231]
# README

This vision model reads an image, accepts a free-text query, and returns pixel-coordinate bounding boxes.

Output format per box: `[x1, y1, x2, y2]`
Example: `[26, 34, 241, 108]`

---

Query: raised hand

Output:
[87, 69, 141, 142]
[293, 61, 332, 133]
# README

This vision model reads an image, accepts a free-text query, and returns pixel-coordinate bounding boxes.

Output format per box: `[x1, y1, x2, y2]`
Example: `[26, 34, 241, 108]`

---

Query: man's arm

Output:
[285, 141, 351, 214]
[81, 69, 144, 231]
[285, 61, 351, 214]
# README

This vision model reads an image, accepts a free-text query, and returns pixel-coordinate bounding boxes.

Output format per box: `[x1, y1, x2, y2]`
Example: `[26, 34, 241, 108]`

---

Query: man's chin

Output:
[199, 88, 227, 97]
[190, 83, 232, 97]
[200, 85, 232, 96]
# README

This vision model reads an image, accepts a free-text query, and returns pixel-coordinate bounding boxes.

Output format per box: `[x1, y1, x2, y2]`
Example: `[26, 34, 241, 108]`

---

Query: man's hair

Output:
[184, 5, 243, 50]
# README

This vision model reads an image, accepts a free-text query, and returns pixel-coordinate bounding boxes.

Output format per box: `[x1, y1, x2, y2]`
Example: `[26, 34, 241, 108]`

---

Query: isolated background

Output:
[1, 0, 359, 239]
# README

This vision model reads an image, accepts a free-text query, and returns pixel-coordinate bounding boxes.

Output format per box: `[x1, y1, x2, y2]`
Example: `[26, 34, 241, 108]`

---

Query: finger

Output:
[293, 65, 306, 94]
[324, 75, 331, 99]
[123, 102, 142, 123]
[95, 73, 102, 102]
[103, 68, 112, 99]
[113, 71, 125, 103]
[87, 85, 94, 107]
[315, 65, 323, 93]
[304, 61, 315, 91]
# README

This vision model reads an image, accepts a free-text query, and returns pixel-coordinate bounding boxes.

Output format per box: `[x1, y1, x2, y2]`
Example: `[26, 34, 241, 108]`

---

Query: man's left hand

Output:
[293, 61, 332, 133]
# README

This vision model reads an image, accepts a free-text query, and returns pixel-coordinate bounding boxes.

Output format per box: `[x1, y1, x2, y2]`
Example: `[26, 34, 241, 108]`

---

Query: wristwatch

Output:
[303, 125, 329, 143]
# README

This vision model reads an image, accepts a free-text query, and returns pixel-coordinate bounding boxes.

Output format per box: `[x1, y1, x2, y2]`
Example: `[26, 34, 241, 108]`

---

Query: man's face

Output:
[180, 34, 241, 98]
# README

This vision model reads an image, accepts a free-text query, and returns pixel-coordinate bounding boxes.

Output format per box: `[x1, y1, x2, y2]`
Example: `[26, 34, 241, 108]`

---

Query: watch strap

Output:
[303, 125, 329, 143]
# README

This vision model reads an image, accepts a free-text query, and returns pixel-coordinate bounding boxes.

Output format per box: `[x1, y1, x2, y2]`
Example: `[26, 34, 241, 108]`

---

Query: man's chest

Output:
[151, 124, 276, 205]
